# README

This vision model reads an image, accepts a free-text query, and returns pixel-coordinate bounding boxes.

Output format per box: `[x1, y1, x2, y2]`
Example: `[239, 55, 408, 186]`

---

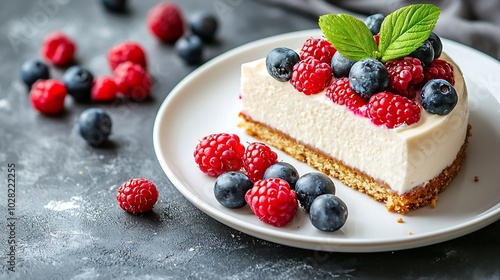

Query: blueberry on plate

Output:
[175, 35, 204, 65]
[265, 47, 300, 82]
[309, 194, 348, 232]
[294, 172, 336, 212]
[331, 51, 355, 78]
[421, 79, 458, 115]
[214, 172, 253, 209]
[189, 11, 218, 42]
[77, 108, 112, 146]
[427, 32, 443, 60]
[364, 13, 385, 35]
[263, 162, 300, 189]
[349, 58, 389, 100]
[101, 0, 127, 12]
[410, 40, 435, 68]
[63, 66, 94, 103]
[20, 59, 50, 88]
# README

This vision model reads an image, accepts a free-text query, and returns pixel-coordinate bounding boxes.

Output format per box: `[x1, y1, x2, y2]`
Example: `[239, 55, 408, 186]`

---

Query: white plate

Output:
[153, 30, 500, 252]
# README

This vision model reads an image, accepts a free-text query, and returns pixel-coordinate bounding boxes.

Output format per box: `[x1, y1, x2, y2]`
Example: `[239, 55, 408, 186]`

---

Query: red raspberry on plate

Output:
[368, 92, 421, 129]
[243, 142, 278, 182]
[290, 57, 332, 95]
[116, 178, 159, 214]
[326, 77, 368, 115]
[41, 31, 76, 66]
[194, 133, 245, 177]
[147, 2, 184, 42]
[245, 178, 298, 227]
[422, 59, 455, 86]
[108, 41, 148, 71]
[113, 61, 152, 100]
[299, 37, 336, 64]
[29, 79, 66, 115]
[91, 76, 118, 102]
[385, 56, 424, 99]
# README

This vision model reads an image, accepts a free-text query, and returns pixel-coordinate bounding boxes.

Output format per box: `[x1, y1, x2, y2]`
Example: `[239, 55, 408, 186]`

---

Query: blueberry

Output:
[309, 194, 348, 232]
[364, 13, 385, 35]
[189, 11, 218, 42]
[265, 47, 300, 82]
[421, 79, 458, 115]
[214, 172, 253, 209]
[349, 58, 389, 100]
[410, 40, 435, 68]
[295, 172, 336, 213]
[331, 51, 355, 78]
[263, 162, 299, 189]
[77, 108, 112, 146]
[428, 32, 443, 60]
[101, 0, 127, 12]
[175, 35, 204, 65]
[63, 66, 94, 103]
[20, 59, 50, 88]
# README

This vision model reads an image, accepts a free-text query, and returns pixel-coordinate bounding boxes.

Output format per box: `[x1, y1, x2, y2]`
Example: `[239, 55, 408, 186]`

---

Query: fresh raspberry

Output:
[290, 57, 332, 95]
[91, 76, 118, 102]
[245, 178, 298, 227]
[194, 133, 245, 177]
[368, 91, 421, 129]
[326, 77, 368, 115]
[243, 142, 278, 182]
[108, 41, 148, 71]
[41, 31, 76, 66]
[29, 79, 66, 115]
[385, 57, 424, 99]
[422, 59, 455, 86]
[113, 61, 152, 100]
[373, 34, 380, 46]
[299, 37, 336, 64]
[147, 2, 184, 42]
[116, 178, 159, 214]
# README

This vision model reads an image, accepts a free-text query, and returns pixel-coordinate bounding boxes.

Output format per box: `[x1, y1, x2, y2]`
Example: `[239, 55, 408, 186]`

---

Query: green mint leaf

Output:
[378, 4, 441, 62]
[319, 14, 377, 61]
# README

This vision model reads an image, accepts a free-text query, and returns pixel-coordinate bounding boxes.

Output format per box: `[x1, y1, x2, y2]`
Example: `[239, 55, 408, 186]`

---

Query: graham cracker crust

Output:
[238, 112, 471, 214]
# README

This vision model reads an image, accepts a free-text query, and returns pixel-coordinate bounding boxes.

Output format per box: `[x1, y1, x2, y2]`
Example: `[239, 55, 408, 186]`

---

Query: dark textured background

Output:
[0, 0, 498, 279]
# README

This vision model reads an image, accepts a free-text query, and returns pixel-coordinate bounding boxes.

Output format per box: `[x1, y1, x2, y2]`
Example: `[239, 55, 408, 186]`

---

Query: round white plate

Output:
[153, 30, 500, 252]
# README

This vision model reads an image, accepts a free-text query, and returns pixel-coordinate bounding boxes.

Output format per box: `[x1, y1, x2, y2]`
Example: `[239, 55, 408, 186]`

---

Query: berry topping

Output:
[113, 61, 152, 100]
[326, 77, 368, 115]
[116, 178, 159, 214]
[421, 79, 458, 115]
[107, 41, 147, 71]
[299, 37, 336, 64]
[101, 0, 127, 12]
[41, 31, 76, 66]
[188, 11, 218, 42]
[29, 79, 66, 115]
[409, 40, 434, 68]
[91, 76, 118, 102]
[62, 66, 94, 103]
[290, 57, 332, 95]
[294, 172, 336, 213]
[214, 172, 253, 209]
[77, 108, 112, 146]
[428, 32, 443, 59]
[309, 194, 348, 232]
[147, 2, 184, 43]
[422, 59, 455, 86]
[331, 51, 355, 78]
[193, 133, 245, 177]
[20, 59, 50, 88]
[385, 56, 424, 99]
[265, 47, 300, 82]
[245, 178, 298, 227]
[243, 142, 278, 182]
[368, 91, 421, 128]
[263, 162, 300, 189]
[364, 13, 385, 35]
[175, 35, 204, 65]
[349, 58, 389, 100]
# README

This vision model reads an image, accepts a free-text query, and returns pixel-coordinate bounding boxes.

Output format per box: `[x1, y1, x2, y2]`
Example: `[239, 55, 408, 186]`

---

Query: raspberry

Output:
[113, 61, 152, 100]
[147, 2, 184, 42]
[41, 31, 76, 66]
[29, 79, 66, 115]
[299, 37, 336, 64]
[243, 142, 278, 182]
[91, 76, 118, 102]
[368, 92, 421, 129]
[326, 77, 368, 115]
[290, 57, 332, 95]
[194, 133, 245, 177]
[385, 57, 424, 99]
[422, 59, 455, 86]
[244, 178, 298, 227]
[116, 178, 159, 214]
[108, 41, 147, 71]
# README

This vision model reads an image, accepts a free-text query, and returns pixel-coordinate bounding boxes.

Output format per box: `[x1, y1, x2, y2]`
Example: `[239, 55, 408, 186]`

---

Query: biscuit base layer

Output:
[238, 113, 471, 214]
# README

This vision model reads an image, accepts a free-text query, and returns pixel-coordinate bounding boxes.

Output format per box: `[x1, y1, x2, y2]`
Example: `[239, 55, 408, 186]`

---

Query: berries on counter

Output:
[175, 35, 204, 65]
[113, 61, 152, 100]
[29, 79, 67, 115]
[91, 76, 118, 102]
[63, 66, 94, 103]
[309, 194, 348, 232]
[265, 47, 300, 82]
[147, 2, 184, 43]
[214, 172, 253, 209]
[295, 172, 336, 213]
[116, 178, 159, 214]
[107, 41, 147, 71]
[101, 0, 127, 13]
[421, 79, 458, 115]
[77, 108, 112, 146]
[41, 31, 76, 66]
[20, 59, 50, 88]
[189, 11, 218, 42]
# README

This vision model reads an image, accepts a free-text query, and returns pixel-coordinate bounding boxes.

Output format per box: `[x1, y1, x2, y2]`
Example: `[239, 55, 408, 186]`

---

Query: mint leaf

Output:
[319, 14, 377, 61]
[378, 4, 440, 62]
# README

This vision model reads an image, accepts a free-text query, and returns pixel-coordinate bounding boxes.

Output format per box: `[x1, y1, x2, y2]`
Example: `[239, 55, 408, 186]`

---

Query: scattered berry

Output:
[265, 47, 300, 82]
[77, 108, 112, 146]
[245, 178, 298, 227]
[290, 57, 332, 95]
[20, 59, 50, 88]
[364, 13, 385, 35]
[189, 11, 218, 41]
[91, 76, 118, 102]
[113, 61, 152, 100]
[62, 66, 94, 103]
[193, 133, 245, 177]
[116, 178, 159, 214]
[214, 172, 253, 209]
[368, 91, 421, 128]
[421, 79, 458, 115]
[175, 35, 204, 65]
[147, 2, 184, 42]
[422, 59, 455, 86]
[41, 31, 76, 66]
[326, 77, 368, 115]
[294, 172, 336, 213]
[410, 40, 434, 68]
[309, 194, 348, 232]
[349, 58, 389, 100]
[331, 51, 355, 78]
[29, 79, 66, 115]
[428, 32, 442, 59]
[243, 142, 278, 182]
[263, 162, 299, 189]
[299, 37, 336, 64]
[385, 56, 424, 99]
[101, 0, 127, 12]
[108, 41, 147, 71]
